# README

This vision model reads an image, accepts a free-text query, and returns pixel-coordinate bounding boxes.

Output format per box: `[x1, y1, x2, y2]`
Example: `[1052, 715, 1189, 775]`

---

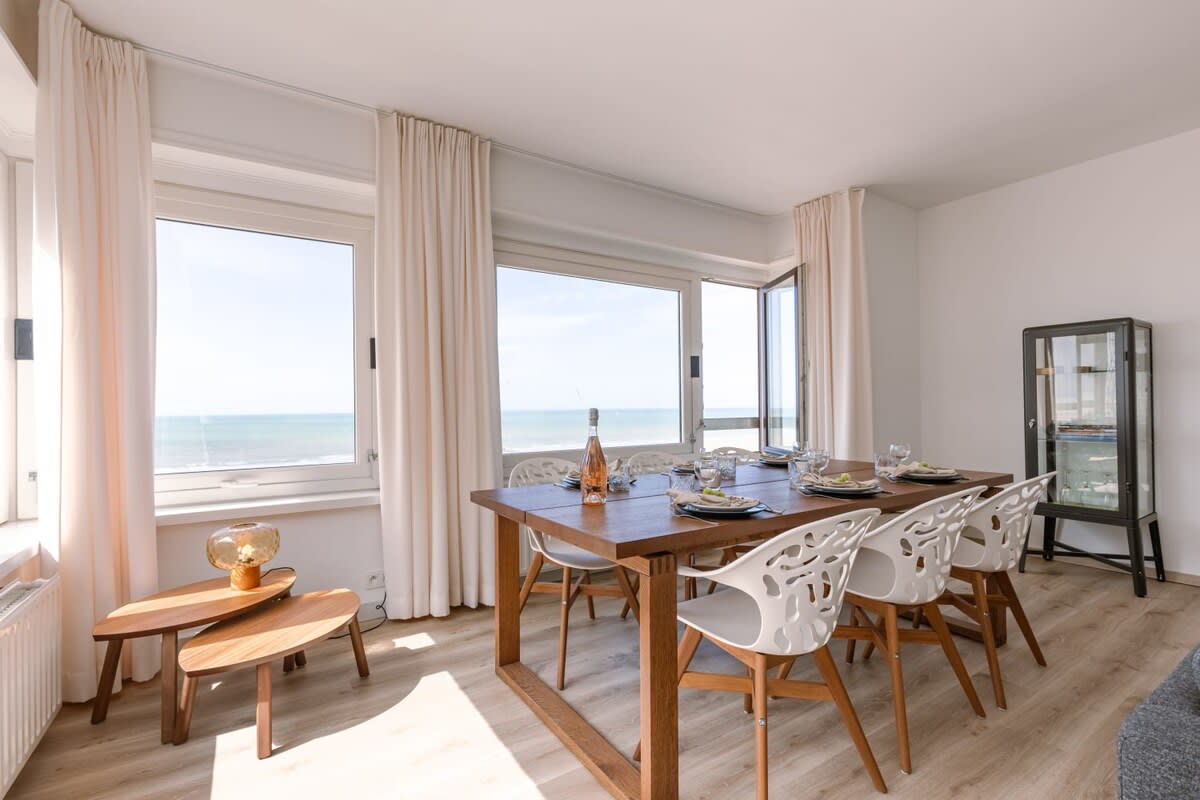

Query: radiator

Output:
[0, 576, 61, 798]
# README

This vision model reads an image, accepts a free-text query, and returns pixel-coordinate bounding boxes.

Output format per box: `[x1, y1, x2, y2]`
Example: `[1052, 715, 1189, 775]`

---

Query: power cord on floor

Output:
[261, 566, 388, 638]
[331, 591, 388, 638]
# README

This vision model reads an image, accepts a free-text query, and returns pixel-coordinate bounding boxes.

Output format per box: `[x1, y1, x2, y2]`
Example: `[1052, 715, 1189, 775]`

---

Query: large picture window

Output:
[495, 248, 690, 459]
[153, 187, 375, 504]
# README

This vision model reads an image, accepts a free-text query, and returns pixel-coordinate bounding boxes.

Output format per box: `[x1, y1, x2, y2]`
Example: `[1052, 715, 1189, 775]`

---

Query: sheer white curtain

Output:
[795, 189, 874, 460]
[375, 113, 501, 619]
[34, 0, 159, 701]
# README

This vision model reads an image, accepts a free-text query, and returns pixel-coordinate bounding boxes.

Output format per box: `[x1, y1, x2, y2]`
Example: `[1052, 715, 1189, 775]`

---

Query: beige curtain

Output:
[375, 114, 501, 619]
[33, 0, 159, 701]
[795, 189, 874, 460]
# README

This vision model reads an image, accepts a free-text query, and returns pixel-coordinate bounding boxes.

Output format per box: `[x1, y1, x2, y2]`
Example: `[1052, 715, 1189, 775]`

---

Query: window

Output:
[495, 247, 691, 460]
[700, 281, 760, 451]
[153, 186, 375, 504]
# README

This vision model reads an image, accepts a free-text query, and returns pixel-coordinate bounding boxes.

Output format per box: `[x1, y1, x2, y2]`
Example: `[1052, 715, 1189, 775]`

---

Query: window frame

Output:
[494, 241, 699, 471]
[152, 184, 377, 507]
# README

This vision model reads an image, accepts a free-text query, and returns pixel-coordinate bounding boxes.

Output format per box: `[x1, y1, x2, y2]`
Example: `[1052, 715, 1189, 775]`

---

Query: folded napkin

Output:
[667, 489, 759, 510]
[801, 472, 879, 489]
[762, 445, 794, 457]
[566, 469, 581, 480]
[882, 462, 957, 478]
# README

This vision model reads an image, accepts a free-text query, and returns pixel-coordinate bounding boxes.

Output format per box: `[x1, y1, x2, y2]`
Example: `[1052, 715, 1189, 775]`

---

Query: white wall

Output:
[918, 127, 1200, 577]
[863, 192, 921, 455]
[158, 506, 385, 614]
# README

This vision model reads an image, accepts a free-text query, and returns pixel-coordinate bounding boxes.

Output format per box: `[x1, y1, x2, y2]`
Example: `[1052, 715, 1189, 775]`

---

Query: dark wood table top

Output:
[471, 460, 1014, 561]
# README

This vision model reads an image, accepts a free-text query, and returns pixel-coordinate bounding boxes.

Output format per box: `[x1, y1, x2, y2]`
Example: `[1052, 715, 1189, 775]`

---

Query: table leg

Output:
[256, 663, 273, 759]
[496, 516, 521, 666]
[349, 618, 370, 677]
[637, 553, 679, 800]
[161, 631, 178, 744]
[91, 639, 123, 724]
[175, 674, 198, 745]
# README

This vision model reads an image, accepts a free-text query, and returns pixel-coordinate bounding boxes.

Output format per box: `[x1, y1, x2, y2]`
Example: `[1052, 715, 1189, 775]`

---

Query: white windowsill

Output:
[155, 489, 381, 526]
[0, 519, 41, 580]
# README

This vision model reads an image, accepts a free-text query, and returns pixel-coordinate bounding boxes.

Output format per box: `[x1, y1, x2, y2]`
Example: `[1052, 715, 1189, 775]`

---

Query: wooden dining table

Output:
[470, 459, 1013, 800]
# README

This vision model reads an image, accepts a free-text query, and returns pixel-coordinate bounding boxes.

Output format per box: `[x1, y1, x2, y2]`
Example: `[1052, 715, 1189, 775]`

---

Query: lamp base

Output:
[230, 564, 262, 591]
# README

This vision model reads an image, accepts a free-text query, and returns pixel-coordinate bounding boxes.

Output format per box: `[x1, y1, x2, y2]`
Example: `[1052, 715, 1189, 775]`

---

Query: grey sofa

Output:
[1118, 645, 1200, 799]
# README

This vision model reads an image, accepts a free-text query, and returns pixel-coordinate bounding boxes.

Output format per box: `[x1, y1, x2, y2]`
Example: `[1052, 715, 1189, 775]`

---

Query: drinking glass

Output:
[716, 453, 737, 481]
[808, 448, 830, 476]
[669, 472, 697, 495]
[694, 457, 722, 490]
[874, 453, 896, 477]
[888, 442, 912, 464]
[608, 464, 632, 492]
[787, 457, 810, 491]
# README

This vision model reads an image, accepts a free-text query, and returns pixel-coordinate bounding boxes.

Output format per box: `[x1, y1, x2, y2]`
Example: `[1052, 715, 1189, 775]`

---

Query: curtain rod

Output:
[134, 43, 774, 219]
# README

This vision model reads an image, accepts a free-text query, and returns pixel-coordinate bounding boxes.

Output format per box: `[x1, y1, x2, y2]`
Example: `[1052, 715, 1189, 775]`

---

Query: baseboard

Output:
[1029, 554, 1200, 588]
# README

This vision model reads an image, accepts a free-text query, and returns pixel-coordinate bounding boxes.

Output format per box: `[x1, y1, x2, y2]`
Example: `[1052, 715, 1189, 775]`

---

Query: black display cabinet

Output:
[1018, 318, 1163, 596]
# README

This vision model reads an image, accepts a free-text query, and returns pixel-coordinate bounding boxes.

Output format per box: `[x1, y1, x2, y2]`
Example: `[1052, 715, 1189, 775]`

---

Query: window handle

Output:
[220, 478, 261, 489]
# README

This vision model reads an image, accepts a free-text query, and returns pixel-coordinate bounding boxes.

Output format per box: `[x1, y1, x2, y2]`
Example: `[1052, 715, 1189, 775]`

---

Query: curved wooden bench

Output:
[175, 588, 369, 758]
[91, 568, 297, 742]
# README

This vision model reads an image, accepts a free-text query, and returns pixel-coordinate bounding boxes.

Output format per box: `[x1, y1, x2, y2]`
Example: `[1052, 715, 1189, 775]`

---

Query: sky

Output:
[497, 266, 759, 414]
[155, 229, 762, 421]
[155, 219, 356, 417]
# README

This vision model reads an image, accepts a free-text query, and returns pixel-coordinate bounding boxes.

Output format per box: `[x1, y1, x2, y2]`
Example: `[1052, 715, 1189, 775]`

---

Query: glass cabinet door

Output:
[1031, 329, 1121, 512]
[1134, 324, 1154, 515]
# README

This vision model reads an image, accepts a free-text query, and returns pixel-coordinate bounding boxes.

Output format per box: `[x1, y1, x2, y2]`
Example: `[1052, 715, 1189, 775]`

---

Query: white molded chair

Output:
[509, 457, 640, 690]
[834, 486, 987, 774]
[938, 472, 1055, 708]
[627, 450, 683, 477]
[641, 509, 887, 798]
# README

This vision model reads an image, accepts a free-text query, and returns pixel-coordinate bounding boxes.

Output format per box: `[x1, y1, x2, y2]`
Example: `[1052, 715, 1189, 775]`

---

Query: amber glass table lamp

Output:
[206, 522, 281, 590]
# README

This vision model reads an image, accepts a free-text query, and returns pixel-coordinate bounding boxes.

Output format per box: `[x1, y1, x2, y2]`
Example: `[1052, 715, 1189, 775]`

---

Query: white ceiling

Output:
[43, 1, 1200, 211]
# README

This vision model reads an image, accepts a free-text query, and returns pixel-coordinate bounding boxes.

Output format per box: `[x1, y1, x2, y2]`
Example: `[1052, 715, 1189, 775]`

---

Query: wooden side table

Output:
[175, 588, 369, 758]
[91, 569, 297, 743]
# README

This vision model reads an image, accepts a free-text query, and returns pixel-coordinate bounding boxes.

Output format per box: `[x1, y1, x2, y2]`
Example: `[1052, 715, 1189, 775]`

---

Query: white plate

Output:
[801, 483, 881, 496]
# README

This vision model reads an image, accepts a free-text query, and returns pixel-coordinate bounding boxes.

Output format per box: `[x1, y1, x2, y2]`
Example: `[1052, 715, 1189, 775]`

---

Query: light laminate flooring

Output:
[9, 560, 1198, 799]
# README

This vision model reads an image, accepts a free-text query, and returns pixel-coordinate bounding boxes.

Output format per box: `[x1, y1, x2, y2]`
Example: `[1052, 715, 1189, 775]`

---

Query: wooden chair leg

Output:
[995, 571, 1046, 666]
[910, 606, 924, 629]
[845, 606, 860, 663]
[283, 654, 295, 673]
[884, 604, 912, 774]
[812, 646, 888, 794]
[295, 649, 307, 668]
[174, 674, 198, 745]
[971, 572, 1007, 709]
[614, 566, 640, 622]
[256, 663, 272, 759]
[619, 570, 639, 619]
[923, 602, 985, 718]
[160, 631, 179, 745]
[91, 639, 123, 724]
[744, 664, 754, 713]
[753, 653, 769, 800]
[349, 617, 370, 678]
[557, 566, 573, 690]
[519, 552, 545, 612]
[582, 571, 597, 620]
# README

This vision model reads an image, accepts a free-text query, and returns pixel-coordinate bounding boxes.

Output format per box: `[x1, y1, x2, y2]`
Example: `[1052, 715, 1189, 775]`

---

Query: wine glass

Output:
[889, 442, 912, 464]
[808, 448, 830, 476]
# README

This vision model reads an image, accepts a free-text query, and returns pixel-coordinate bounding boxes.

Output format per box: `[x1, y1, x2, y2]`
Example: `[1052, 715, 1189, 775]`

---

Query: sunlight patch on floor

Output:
[207, 670, 545, 799]
[389, 631, 436, 652]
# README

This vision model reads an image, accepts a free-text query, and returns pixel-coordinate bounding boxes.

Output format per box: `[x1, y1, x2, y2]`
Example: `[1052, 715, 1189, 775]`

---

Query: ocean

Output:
[154, 407, 758, 472]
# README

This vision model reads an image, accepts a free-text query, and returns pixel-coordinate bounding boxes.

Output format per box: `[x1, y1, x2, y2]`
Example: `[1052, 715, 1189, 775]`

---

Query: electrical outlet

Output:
[365, 570, 385, 590]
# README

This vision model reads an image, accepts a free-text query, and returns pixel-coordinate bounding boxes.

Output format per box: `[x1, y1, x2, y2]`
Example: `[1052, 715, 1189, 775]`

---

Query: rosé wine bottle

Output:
[580, 408, 608, 506]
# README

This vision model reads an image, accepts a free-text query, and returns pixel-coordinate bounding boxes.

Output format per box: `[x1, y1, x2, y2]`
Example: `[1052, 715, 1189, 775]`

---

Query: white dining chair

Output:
[509, 457, 641, 690]
[627, 450, 684, 476]
[935, 472, 1055, 709]
[635, 508, 888, 799]
[833, 486, 988, 775]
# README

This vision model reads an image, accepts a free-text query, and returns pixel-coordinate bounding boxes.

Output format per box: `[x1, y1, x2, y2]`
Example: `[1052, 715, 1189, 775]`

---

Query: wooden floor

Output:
[10, 560, 1199, 799]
